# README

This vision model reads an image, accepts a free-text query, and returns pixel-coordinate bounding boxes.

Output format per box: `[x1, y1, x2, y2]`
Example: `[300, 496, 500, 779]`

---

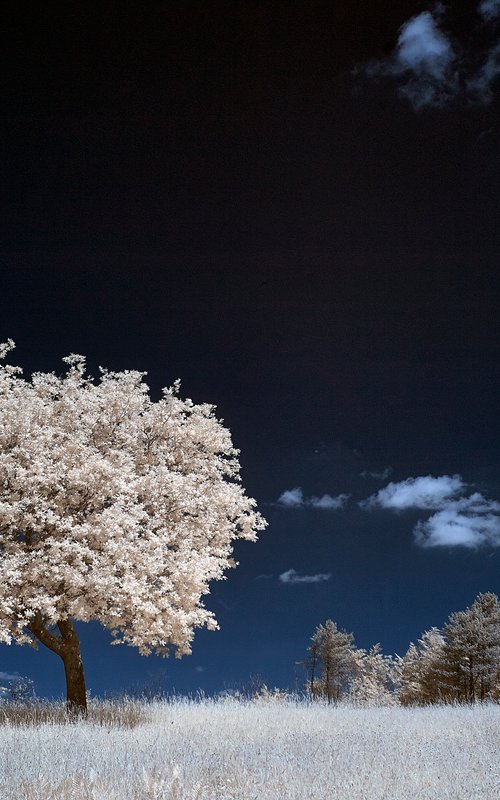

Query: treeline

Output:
[306, 592, 500, 705]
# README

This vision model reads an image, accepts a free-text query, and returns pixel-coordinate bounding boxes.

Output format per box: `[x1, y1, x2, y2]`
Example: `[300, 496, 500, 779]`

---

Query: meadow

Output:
[0, 697, 498, 799]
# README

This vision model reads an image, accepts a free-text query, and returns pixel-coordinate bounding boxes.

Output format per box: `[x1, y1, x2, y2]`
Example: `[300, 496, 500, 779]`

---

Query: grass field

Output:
[0, 698, 498, 799]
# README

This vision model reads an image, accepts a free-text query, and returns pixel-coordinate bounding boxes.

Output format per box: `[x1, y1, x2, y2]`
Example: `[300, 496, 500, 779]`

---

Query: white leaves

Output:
[0, 347, 267, 656]
[0, 340, 16, 360]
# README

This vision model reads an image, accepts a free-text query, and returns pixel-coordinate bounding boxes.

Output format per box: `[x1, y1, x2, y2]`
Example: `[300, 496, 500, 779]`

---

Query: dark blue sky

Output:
[1, 1, 500, 699]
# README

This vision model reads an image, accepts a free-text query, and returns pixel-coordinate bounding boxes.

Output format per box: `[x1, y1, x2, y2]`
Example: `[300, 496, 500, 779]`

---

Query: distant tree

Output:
[307, 620, 358, 702]
[395, 642, 420, 705]
[305, 635, 320, 696]
[349, 644, 396, 706]
[0, 341, 266, 716]
[396, 627, 446, 705]
[396, 594, 500, 705]
[7, 676, 36, 702]
[439, 592, 500, 703]
[0, 675, 35, 703]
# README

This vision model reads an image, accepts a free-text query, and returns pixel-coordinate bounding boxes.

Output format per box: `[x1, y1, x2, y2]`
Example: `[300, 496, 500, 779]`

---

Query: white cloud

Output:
[309, 493, 350, 510]
[277, 487, 349, 510]
[415, 508, 500, 548]
[362, 475, 500, 549]
[361, 467, 393, 480]
[279, 568, 331, 584]
[359, 3, 500, 109]
[277, 487, 305, 508]
[396, 11, 456, 81]
[362, 474, 465, 510]
[456, 491, 500, 514]
[364, 10, 460, 110]
[0, 671, 21, 682]
[480, 0, 500, 21]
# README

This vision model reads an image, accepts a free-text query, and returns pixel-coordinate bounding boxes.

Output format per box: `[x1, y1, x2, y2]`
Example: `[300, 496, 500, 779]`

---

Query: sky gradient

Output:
[1, 1, 500, 699]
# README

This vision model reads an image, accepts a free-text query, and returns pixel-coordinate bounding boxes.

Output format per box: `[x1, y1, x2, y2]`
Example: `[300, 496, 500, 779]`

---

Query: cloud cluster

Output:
[279, 568, 331, 584]
[363, 475, 500, 548]
[360, 3, 500, 109]
[277, 487, 350, 510]
[362, 474, 465, 510]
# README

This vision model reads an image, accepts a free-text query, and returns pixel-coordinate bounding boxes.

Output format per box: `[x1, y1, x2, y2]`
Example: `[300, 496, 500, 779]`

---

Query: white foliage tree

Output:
[349, 644, 396, 706]
[0, 341, 266, 715]
[307, 620, 358, 702]
[396, 627, 446, 705]
[396, 595, 500, 705]
[440, 592, 500, 703]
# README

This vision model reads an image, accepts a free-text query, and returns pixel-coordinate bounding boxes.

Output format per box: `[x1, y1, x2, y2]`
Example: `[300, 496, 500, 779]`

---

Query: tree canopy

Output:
[0, 341, 266, 712]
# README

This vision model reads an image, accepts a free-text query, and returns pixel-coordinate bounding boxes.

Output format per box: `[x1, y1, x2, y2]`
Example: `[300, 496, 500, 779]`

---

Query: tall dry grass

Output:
[0, 697, 498, 799]
[0, 698, 149, 729]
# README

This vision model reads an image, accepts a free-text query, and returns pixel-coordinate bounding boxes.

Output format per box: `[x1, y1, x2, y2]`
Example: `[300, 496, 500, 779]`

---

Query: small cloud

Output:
[480, 0, 500, 22]
[361, 467, 393, 481]
[415, 507, 500, 548]
[395, 10, 456, 81]
[362, 475, 465, 510]
[466, 43, 500, 104]
[363, 9, 459, 110]
[357, 3, 500, 109]
[309, 493, 350, 510]
[277, 487, 305, 508]
[194, 666, 205, 673]
[277, 488, 349, 510]
[279, 568, 331, 584]
[255, 573, 273, 580]
[0, 671, 21, 682]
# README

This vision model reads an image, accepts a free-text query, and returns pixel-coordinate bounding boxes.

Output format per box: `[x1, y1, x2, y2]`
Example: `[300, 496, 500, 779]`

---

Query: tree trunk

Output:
[28, 613, 88, 718]
[61, 640, 87, 718]
[308, 646, 318, 697]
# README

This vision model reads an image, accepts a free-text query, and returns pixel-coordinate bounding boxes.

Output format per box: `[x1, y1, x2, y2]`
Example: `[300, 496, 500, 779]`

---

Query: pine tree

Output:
[397, 594, 500, 705]
[397, 627, 446, 705]
[349, 644, 396, 706]
[440, 592, 500, 703]
[307, 620, 358, 702]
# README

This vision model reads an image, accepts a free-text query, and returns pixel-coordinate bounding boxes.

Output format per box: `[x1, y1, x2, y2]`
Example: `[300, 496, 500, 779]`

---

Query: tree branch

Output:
[27, 612, 66, 657]
[56, 617, 79, 646]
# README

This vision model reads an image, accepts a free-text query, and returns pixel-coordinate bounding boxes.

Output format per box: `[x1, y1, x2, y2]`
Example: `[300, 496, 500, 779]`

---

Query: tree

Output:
[307, 620, 358, 702]
[0, 674, 35, 703]
[440, 592, 500, 703]
[304, 634, 320, 696]
[349, 644, 396, 706]
[396, 627, 446, 705]
[0, 341, 266, 716]
[396, 595, 500, 705]
[5, 676, 36, 703]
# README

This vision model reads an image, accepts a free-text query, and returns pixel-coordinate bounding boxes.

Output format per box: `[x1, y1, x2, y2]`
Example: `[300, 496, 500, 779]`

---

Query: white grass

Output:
[0, 698, 498, 799]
